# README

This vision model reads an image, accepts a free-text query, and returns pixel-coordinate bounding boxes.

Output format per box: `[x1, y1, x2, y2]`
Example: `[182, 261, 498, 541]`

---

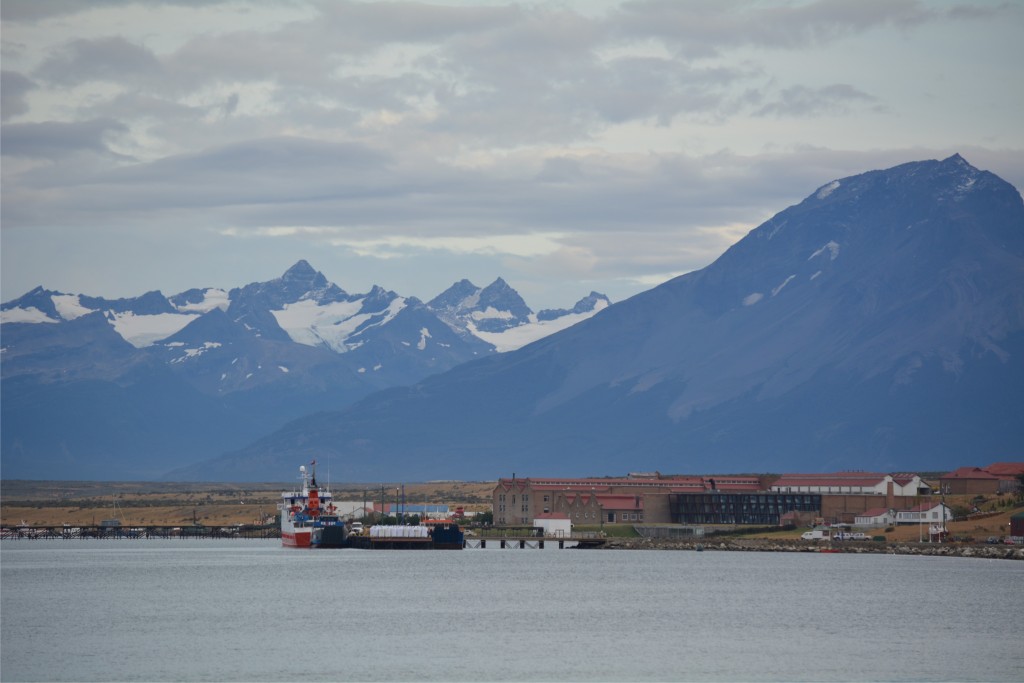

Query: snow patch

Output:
[278, 366, 289, 373]
[417, 327, 431, 351]
[107, 311, 199, 348]
[471, 307, 514, 321]
[772, 275, 796, 297]
[816, 180, 840, 199]
[809, 241, 840, 261]
[743, 293, 764, 306]
[174, 289, 230, 313]
[51, 294, 95, 320]
[357, 367, 367, 373]
[810, 270, 822, 280]
[1, 306, 59, 324]
[271, 296, 406, 353]
[169, 341, 222, 363]
[468, 299, 609, 352]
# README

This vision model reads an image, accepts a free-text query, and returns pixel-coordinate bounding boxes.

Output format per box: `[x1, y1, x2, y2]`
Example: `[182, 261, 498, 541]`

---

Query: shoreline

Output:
[600, 536, 1024, 560]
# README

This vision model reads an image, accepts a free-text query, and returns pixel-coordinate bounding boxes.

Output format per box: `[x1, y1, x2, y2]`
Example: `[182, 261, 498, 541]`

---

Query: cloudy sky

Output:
[2, 0, 1022, 309]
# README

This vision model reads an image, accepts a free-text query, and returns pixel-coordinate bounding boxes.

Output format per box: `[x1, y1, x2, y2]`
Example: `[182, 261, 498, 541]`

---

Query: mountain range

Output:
[166, 154, 1024, 482]
[1, 265, 608, 479]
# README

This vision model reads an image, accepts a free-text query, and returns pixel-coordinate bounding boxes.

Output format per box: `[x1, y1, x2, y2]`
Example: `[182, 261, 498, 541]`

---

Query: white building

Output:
[534, 512, 572, 537]
[854, 507, 895, 527]
[895, 502, 953, 525]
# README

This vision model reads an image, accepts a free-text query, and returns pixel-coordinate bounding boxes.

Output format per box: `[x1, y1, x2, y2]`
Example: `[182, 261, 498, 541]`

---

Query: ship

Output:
[279, 462, 347, 548]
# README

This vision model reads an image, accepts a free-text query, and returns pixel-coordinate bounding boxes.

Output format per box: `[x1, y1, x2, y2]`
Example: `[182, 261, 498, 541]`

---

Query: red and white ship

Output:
[279, 462, 347, 548]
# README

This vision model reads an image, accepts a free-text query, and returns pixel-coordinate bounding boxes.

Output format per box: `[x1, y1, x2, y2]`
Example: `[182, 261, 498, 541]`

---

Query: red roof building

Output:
[939, 467, 1002, 495]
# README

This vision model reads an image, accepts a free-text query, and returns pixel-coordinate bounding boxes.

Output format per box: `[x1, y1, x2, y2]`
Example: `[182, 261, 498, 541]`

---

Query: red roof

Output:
[772, 473, 887, 488]
[901, 502, 949, 513]
[495, 475, 757, 492]
[534, 512, 570, 520]
[857, 507, 892, 518]
[595, 495, 644, 510]
[984, 462, 1024, 477]
[941, 467, 999, 480]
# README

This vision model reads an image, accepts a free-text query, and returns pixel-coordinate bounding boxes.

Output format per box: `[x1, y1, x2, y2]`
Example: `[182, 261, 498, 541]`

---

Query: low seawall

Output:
[600, 537, 1024, 560]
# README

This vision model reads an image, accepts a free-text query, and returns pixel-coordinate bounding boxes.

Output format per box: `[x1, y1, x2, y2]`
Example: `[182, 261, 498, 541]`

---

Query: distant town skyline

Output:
[3, 0, 1022, 309]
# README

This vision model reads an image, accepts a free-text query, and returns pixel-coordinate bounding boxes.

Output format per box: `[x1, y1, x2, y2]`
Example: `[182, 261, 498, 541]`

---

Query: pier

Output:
[2, 524, 608, 549]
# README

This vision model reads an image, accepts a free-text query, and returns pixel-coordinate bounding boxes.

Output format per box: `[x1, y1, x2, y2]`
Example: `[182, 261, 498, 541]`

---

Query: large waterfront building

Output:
[492, 470, 950, 528]
[491, 474, 764, 526]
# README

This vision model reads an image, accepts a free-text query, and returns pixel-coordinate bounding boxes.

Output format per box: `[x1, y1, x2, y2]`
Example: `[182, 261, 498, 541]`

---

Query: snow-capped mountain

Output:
[429, 278, 610, 352]
[1, 261, 608, 479]
[181, 154, 1024, 482]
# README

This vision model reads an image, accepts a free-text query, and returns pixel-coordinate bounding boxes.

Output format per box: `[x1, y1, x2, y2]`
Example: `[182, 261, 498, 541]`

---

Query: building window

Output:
[544, 495, 549, 503]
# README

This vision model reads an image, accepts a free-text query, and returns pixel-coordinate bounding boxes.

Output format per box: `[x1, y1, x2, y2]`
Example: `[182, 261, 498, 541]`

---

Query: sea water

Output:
[1, 539, 1021, 682]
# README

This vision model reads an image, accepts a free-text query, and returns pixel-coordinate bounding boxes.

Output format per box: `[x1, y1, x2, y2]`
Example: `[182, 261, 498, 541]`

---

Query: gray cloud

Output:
[754, 83, 878, 117]
[613, 0, 936, 57]
[0, 118, 129, 160]
[35, 36, 163, 86]
[1, 70, 36, 121]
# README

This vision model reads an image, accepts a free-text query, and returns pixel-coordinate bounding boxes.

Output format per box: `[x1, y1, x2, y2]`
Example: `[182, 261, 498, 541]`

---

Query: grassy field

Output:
[0, 479, 496, 527]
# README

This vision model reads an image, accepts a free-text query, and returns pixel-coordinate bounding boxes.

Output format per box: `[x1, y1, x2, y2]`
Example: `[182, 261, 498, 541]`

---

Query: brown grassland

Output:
[0, 480, 496, 527]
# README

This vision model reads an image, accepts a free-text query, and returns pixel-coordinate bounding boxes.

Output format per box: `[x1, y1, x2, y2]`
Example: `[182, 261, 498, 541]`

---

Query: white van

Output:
[801, 529, 829, 540]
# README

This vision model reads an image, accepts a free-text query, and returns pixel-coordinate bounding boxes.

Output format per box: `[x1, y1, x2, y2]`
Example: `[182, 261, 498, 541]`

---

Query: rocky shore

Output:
[600, 536, 1024, 560]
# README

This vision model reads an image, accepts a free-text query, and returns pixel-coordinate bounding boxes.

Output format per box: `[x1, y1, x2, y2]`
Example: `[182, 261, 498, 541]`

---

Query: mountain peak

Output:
[282, 259, 319, 281]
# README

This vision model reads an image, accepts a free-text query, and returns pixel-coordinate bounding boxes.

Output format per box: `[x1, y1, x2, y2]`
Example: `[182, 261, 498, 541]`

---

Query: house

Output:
[855, 507, 895, 528]
[534, 512, 571, 537]
[895, 502, 953, 525]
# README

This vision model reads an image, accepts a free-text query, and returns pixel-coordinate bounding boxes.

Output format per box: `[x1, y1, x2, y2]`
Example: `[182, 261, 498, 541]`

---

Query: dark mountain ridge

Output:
[177, 155, 1024, 481]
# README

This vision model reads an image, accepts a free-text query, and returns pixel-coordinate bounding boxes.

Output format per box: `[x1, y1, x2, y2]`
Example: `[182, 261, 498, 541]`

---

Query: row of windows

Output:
[497, 494, 529, 503]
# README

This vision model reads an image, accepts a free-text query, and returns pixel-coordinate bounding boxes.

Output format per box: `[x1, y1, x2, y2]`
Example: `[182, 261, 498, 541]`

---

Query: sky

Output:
[2, 0, 1022, 310]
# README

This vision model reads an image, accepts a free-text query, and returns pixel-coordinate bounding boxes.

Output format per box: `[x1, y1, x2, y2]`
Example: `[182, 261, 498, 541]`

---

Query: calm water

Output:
[1, 540, 1021, 682]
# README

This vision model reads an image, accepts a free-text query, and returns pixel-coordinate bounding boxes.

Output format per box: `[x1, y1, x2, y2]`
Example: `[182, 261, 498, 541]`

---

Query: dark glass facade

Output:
[670, 493, 821, 525]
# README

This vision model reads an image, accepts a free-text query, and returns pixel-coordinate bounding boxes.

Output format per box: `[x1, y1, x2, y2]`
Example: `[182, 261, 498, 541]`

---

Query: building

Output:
[854, 507, 895, 528]
[534, 512, 571, 537]
[670, 492, 821, 525]
[895, 502, 953, 525]
[976, 462, 1024, 494]
[939, 467, 1002, 495]
[939, 462, 1024, 495]
[770, 472, 929, 496]
[491, 474, 764, 526]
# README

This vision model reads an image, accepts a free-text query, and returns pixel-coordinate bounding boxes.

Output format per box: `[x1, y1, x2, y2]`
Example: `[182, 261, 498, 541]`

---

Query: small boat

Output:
[279, 462, 347, 548]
